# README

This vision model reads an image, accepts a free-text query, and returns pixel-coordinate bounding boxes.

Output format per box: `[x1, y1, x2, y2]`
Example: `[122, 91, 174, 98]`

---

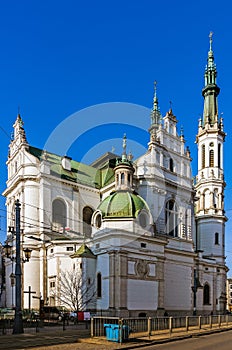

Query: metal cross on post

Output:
[24, 286, 36, 312]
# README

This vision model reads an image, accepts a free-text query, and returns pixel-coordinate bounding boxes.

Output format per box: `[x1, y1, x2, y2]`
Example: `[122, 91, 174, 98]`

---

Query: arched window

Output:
[52, 199, 66, 231]
[203, 189, 210, 210]
[121, 173, 125, 185]
[215, 232, 219, 245]
[213, 190, 218, 208]
[202, 145, 205, 169]
[83, 206, 94, 238]
[218, 144, 221, 168]
[203, 284, 210, 305]
[165, 200, 178, 237]
[95, 213, 102, 229]
[97, 272, 102, 298]
[209, 149, 214, 167]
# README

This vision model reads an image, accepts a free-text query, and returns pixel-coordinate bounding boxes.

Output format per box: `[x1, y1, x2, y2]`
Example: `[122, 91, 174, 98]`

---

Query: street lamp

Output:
[4, 243, 32, 263]
[4, 200, 32, 334]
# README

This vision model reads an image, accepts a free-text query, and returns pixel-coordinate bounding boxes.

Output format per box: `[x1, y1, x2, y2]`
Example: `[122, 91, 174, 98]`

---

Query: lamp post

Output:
[13, 199, 23, 334]
[4, 200, 32, 334]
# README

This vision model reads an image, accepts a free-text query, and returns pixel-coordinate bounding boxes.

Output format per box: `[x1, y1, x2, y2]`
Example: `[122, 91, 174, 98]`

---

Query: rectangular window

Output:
[66, 247, 73, 251]
[50, 281, 55, 288]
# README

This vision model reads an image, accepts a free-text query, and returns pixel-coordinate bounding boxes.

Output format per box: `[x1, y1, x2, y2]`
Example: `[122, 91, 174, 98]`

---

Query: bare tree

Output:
[50, 270, 96, 312]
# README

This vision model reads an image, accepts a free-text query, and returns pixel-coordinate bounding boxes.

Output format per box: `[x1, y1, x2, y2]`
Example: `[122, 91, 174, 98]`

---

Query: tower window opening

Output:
[218, 144, 221, 168]
[215, 232, 219, 245]
[209, 149, 214, 167]
[213, 190, 218, 208]
[202, 145, 205, 169]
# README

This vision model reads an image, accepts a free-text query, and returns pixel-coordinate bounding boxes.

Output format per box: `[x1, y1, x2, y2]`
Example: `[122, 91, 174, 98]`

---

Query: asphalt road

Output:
[139, 330, 232, 349]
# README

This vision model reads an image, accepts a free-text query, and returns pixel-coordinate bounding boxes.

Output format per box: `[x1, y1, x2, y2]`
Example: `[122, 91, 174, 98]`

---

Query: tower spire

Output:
[150, 80, 162, 128]
[195, 33, 226, 271]
[202, 32, 220, 126]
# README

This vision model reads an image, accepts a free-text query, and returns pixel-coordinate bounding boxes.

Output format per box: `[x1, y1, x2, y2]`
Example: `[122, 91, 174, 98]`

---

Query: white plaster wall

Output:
[164, 260, 192, 311]
[127, 280, 158, 310]
[96, 254, 109, 310]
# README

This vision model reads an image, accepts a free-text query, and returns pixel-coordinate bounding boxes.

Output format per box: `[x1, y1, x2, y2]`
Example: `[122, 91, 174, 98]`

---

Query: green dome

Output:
[98, 191, 150, 218]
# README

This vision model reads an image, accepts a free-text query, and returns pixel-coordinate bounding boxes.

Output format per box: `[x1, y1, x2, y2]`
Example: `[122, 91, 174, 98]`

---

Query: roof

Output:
[98, 190, 150, 218]
[90, 151, 119, 168]
[70, 244, 96, 259]
[27, 146, 115, 189]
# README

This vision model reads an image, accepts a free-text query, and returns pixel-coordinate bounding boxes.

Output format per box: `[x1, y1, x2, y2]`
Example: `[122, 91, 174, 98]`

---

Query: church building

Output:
[2, 34, 227, 316]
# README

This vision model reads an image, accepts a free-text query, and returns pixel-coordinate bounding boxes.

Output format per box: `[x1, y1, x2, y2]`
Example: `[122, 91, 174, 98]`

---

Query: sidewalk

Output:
[0, 323, 232, 350]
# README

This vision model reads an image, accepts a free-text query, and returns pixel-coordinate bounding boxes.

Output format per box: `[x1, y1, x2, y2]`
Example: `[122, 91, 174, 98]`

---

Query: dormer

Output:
[61, 155, 72, 171]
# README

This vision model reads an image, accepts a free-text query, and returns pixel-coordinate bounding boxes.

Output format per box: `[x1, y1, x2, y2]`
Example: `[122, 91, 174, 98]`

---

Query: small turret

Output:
[114, 134, 134, 191]
[8, 113, 28, 158]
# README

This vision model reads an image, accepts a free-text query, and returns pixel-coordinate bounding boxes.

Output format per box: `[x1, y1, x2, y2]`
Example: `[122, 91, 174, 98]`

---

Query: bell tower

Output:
[195, 33, 226, 264]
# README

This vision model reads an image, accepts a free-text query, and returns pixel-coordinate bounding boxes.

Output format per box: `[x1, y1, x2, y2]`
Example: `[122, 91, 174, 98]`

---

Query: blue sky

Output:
[0, 0, 232, 272]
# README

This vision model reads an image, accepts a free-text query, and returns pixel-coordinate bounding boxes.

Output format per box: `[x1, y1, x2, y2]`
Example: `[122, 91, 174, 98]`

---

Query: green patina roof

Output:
[70, 244, 96, 259]
[28, 146, 114, 189]
[98, 191, 149, 218]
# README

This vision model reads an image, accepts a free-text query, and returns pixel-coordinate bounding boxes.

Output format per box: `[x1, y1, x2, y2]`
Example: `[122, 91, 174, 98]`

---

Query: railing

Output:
[0, 317, 91, 335]
[91, 314, 232, 342]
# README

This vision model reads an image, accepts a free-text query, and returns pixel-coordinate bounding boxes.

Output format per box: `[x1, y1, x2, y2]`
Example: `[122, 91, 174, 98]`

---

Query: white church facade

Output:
[2, 35, 227, 316]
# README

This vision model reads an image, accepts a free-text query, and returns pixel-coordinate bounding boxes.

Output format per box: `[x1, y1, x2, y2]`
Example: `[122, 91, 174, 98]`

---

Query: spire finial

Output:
[122, 133, 127, 155]
[209, 31, 213, 51]
[154, 80, 157, 99]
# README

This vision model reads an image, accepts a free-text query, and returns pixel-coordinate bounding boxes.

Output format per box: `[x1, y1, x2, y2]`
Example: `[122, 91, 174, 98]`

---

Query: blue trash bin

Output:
[104, 324, 129, 342]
